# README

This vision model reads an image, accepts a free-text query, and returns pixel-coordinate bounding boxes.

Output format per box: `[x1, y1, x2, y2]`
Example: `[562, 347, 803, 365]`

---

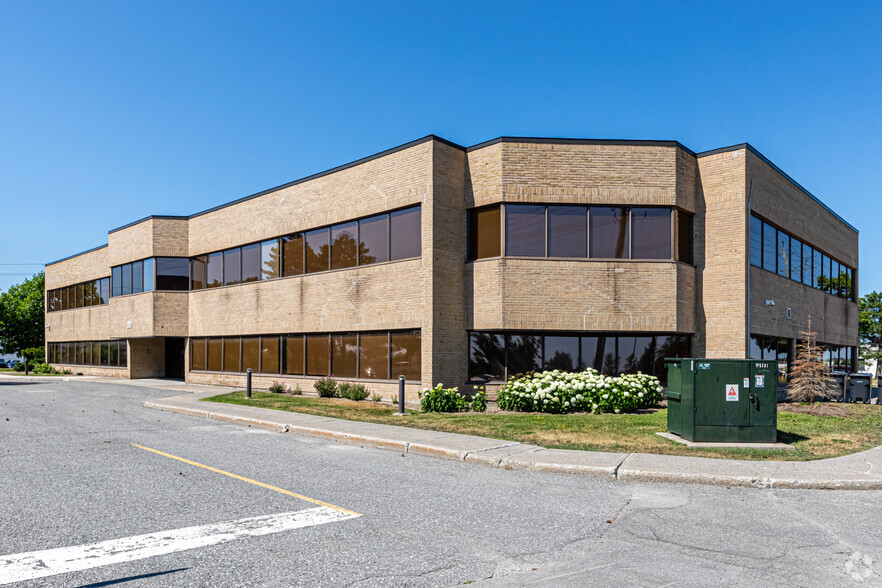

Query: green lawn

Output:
[203, 391, 882, 461]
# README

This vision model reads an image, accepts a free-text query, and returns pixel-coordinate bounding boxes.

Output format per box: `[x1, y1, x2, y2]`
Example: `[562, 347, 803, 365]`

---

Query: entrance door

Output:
[165, 337, 186, 379]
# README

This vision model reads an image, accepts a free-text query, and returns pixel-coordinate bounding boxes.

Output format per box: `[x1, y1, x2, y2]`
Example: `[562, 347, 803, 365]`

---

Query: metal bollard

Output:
[398, 375, 405, 415]
[246, 368, 252, 399]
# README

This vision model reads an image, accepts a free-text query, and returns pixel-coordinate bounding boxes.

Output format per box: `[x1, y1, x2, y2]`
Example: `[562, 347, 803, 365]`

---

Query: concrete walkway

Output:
[5, 373, 880, 490]
[143, 390, 882, 491]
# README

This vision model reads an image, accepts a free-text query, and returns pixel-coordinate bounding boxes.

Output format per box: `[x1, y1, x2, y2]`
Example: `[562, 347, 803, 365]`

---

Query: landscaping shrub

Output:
[269, 381, 288, 394]
[419, 384, 470, 413]
[497, 369, 663, 414]
[369, 392, 382, 402]
[337, 382, 353, 399]
[31, 362, 58, 375]
[290, 384, 303, 395]
[470, 387, 487, 412]
[314, 376, 338, 398]
[348, 383, 370, 401]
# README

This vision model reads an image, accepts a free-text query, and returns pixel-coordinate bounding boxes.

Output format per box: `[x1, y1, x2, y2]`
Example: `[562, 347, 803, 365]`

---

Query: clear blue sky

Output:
[1, 1, 879, 295]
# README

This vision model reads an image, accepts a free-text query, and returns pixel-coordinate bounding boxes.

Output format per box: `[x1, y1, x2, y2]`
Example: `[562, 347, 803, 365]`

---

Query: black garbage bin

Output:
[845, 373, 873, 404]
[829, 371, 847, 402]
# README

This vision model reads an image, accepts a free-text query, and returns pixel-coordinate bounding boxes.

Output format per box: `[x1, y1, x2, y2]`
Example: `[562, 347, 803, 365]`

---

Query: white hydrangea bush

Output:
[496, 369, 664, 414]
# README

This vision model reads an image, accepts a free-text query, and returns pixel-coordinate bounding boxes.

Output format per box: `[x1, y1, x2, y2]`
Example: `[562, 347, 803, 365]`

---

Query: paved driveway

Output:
[1, 380, 880, 586]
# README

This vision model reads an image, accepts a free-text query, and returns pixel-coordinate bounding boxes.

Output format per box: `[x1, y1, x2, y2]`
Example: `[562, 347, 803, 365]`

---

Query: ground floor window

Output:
[189, 329, 421, 382]
[468, 331, 690, 384]
[749, 334, 857, 382]
[47, 340, 127, 368]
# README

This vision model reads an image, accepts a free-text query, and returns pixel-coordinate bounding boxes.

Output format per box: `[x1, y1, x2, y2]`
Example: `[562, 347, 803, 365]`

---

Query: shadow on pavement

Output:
[76, 568, 190, 587]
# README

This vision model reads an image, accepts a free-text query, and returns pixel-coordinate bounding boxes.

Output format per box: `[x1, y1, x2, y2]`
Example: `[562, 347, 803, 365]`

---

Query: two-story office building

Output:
[44, 136, 859, 397]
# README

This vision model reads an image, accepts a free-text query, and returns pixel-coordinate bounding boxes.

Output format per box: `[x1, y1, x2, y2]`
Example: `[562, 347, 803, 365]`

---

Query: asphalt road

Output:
[1, 379, 881, 587]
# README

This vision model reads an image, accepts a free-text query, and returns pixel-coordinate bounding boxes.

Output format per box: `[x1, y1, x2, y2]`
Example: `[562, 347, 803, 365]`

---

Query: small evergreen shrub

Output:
[314, 376, 338, 398]
[369, 392, 382, 402]
[419, 384, 470, 413]
[269, 381, 287, 394]
[337, 382, 353, 399]
[348, 383, 369, 401]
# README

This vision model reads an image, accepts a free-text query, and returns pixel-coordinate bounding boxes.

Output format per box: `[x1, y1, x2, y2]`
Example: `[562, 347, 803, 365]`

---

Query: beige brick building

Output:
[44, 136, 859, 396]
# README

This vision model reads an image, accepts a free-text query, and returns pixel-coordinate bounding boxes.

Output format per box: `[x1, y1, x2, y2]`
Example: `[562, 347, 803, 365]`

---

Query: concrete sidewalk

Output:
[145, 391, 882, 491]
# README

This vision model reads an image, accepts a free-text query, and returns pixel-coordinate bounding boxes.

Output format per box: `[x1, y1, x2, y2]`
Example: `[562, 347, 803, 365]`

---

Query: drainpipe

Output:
[746, 179, 755, 358]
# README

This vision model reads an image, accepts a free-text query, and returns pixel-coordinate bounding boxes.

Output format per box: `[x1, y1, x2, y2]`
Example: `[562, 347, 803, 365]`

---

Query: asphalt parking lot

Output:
[1, 380, 881, 587]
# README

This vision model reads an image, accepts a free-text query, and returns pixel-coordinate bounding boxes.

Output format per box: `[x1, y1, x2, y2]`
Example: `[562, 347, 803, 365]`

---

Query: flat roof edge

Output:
[697, 143, 858, 234]
[466, 136, 696, 155]
[45, 243, 109, 267]
[108, 215, 188, 235]
[189, 135, 463, 220]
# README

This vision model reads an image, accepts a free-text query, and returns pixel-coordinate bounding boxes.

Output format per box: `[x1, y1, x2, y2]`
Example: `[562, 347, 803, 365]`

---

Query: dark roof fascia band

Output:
[696, 143, 857, 234]
[45, 243, 109, 267]
[466, 136, 696, 155]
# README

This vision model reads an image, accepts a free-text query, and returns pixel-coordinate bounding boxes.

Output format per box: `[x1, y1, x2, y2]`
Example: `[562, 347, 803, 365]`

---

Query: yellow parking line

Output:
[132, 443, 362, 517]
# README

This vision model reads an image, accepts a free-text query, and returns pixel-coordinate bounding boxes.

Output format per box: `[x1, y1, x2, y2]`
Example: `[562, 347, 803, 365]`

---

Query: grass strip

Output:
[203, 391, 882, 461]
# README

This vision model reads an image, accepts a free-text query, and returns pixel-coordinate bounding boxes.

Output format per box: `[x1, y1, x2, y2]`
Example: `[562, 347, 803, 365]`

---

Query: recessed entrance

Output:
[164, 337, 186, 380]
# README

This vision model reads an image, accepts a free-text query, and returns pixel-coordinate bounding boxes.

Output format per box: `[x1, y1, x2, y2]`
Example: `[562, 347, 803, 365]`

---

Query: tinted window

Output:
[813, 249, 822, 288]
[677, 211, 693, 264]
[92, 341, 100, 366]
[112, 266, 121, 297]
[762, 223, 776, 272]
[156, 257, 190, 291]
[544, 336, 579, 371]
[590, 207, 630, 259]
[83, 282, 93, 307]
[598, 336, 617, 375]
[507, 335, 541, 375]
[109, 340, 119, 367]
[283, 234, 304, 276]
[390, 331, 421, 381]
[359, 333, 388, 379]
[547, 206, 587, 258]
[790, 239, 802, 281]
[654, 335, 690, 384]
[359, 214, 388, 265]
[241, 337, 260, 372]
[223, 249, 241, 286]
[506, 205, 545, 257]
[191, 338, 206, 371]
[469, 332, 504, 380]
[121, 264, 132, 296]
[632, 208, 671, 259]
[261, 239, 281, 280]
[100, 341, 109, 366]
[261, 336, 279, 374]
[469, 207, 501, 260]
[143, 258, 154, 292]
[390, 207, 421, 260]
[331, 334, 357, 378]
[580, 336, 599, 371]
[132, 260, 143, 294]
[331, 222, 357, 270]
[207, 338, 223, 371]
[802, 244, 812, 285]
[750, 216, 763, 268]
[119, 341, 127, 367]
[191, 255, 207, 290]
[822, 254, 832, 292]
[305, 228, 329, 273]
[83, 341, 92, 365]
[284, 335, 304, 375]
[620, 336, 653, 374]
[207, 252, 223, 288]
[61, 287, 68, 310]
[76, 342, 84, 365]
[241, 244, 260, 283]
[305, 335, 329, 376]
[777, 231, 789, 277]
[223, 337, 240, 372]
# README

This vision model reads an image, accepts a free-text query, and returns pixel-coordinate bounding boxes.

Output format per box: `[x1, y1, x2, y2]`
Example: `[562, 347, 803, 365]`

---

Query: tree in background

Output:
[787, 316, 836, 403]
[859, 291, 882, 376]
[0, 272, 45, 363]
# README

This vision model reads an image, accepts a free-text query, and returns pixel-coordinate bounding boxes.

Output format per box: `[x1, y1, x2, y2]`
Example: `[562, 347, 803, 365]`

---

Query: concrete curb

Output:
[143, 395, 882, 491]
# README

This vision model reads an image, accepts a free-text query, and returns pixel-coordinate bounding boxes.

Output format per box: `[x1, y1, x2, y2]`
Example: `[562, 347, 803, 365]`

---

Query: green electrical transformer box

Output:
[665, 359, 777, 443]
